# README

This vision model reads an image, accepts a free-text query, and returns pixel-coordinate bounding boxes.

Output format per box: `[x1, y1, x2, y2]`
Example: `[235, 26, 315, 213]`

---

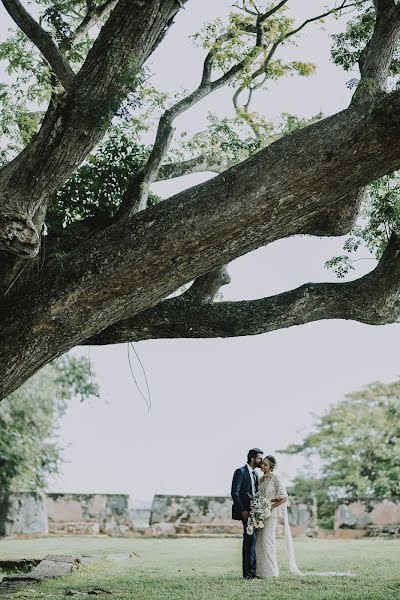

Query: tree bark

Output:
[0, 0, 184, 257]
[1, 0, 400, 401]
[357, 0, 400, 94]
[1, 92, 400, 398]
[1, 0, 75, 90]
[86, 232, 400, 343]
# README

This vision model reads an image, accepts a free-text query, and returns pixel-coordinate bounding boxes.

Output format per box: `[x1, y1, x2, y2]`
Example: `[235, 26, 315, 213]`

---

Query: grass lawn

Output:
[1, 537, 399, 599]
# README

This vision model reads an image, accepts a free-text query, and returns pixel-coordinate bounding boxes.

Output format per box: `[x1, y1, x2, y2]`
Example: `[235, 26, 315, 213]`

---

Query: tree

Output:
[0, 355, 97, 491]
[282, 380, 400, 505]
[2, 1, 400, 399]
[325, 3, 400, 276]
[287, 475, 336, 530]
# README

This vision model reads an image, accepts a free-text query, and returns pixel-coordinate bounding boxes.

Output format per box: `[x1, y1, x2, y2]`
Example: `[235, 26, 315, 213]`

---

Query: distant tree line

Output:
[0, 355, 97, 491]
[282, 380, 400, 529]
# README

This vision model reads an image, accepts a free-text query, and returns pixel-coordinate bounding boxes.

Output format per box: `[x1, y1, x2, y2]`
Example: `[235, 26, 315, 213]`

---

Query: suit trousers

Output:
[242, 520, 256, 577]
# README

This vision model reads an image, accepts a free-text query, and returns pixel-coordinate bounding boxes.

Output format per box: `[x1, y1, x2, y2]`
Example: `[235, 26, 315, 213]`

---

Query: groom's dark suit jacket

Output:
[231, 465, 257, 521]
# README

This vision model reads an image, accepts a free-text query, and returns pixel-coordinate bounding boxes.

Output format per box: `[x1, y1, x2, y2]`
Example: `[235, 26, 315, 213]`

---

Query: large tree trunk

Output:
[1, 0, 400, 400]
[1, 92, 400, 398]
[0, 0, 181, 257]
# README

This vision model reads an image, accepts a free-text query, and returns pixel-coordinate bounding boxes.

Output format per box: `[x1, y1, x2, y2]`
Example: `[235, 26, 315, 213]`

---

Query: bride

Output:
[255, 455, 301, 578]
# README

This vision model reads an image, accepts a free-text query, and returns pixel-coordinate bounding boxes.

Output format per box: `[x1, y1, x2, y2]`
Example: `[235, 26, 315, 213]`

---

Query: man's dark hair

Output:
[247, 448, 263, 463]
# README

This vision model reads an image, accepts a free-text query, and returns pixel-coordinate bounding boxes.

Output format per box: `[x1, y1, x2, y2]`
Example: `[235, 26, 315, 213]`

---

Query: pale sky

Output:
[2, 1, 399, 504]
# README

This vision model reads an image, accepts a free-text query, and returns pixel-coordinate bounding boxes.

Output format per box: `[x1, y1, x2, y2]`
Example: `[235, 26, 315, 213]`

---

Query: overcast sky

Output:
[2, 1, 399, 505]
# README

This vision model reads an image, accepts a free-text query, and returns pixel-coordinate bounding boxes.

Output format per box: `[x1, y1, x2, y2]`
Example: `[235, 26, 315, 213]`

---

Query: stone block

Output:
[46, 493, 134, 536]
[48, 521, 100, 535]
[0, 493, 48, 537]
[146, 523, 177, 537]
[46, 497, 83, 523]
[3, 555, 79, 581]
[150, 494, 316, 536]
[335, 497, 400, 532]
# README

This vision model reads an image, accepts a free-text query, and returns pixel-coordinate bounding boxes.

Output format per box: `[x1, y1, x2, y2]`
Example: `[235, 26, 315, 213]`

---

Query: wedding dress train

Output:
[255, 473, 355, 578]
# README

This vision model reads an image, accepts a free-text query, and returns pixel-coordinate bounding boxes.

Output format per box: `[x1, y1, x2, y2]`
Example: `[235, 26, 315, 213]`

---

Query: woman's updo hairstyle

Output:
[263, 455, 277, 471]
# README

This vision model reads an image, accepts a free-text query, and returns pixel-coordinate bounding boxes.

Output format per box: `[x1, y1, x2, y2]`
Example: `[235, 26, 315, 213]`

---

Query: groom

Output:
[231, 448, 263, 579]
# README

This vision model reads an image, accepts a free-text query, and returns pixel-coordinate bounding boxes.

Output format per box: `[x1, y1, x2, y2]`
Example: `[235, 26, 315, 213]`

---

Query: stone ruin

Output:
[0, 491, 317, 538]
[2, 491, 399, 538]
[149, 494, 318, 537]
[0, 492, 133, 538]
[0, 492, 48, 538]
[335, 497, 400, 538]
[46, 493, 133, 536]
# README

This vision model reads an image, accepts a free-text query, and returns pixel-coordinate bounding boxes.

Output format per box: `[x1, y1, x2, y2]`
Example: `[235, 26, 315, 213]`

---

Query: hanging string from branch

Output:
[127, 342, 152, 413]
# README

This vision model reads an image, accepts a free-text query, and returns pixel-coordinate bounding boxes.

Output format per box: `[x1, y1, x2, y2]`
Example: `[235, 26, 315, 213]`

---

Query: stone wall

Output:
[0, 492, 137, 537]
[150, 495, 239, 534]
[287, 496, 318, 536]
[335, 497, 400, 536]
[150, 495, 317, 536]
[0, 492, 317, 538]
[0, 493, 48, 537]
[46, 493, 133, 536]
[129, 507, 151, 527]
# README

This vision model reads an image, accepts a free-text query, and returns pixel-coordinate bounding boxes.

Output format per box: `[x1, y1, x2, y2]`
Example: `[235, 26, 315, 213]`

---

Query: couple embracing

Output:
[231, 448, 301, 579]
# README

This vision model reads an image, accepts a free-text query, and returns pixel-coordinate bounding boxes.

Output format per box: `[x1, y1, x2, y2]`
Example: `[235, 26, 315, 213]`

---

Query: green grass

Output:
[1, 537, 399, 599]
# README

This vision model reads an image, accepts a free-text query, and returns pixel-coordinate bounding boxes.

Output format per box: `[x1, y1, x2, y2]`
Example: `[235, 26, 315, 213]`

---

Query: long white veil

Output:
[282, 509, 356, 578]
[283, 507, 302, 575]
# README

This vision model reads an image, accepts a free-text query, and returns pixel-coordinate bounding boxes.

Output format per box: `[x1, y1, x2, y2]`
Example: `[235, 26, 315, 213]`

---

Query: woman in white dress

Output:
[255, 455, 301, 578]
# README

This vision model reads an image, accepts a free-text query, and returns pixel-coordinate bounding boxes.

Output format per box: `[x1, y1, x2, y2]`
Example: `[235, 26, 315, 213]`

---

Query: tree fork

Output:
[1, 91, 400, 398]
[86, 232, 400, 344]
[0, 0, 186, 258]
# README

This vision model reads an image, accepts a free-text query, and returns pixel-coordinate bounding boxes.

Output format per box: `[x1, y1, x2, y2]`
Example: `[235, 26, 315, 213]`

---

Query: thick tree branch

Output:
[181, 265, 231, 303]
[373, 0, 397, 11]
[302, 188, 365, 237]
[0, 0, 186, 257]
[157, 155, 230, 179]
[2, 88, 400, 397]
[1, 0, 75, 90]
[0, 213, 114, 294]
[355, 0, 400, 99]
[44, 214, 113, 259]
[67, 0, 119, 46]
[85, 232, 400, 344]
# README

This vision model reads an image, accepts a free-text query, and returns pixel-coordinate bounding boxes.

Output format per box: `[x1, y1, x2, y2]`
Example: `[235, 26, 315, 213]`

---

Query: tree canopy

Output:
[1, 1, 400, 399]
[282, 379, 400, 501]
[0, 355, 97, 491]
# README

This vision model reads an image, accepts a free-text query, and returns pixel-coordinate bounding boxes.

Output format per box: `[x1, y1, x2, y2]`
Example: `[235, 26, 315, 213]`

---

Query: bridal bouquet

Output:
[246, 492, 272, 535]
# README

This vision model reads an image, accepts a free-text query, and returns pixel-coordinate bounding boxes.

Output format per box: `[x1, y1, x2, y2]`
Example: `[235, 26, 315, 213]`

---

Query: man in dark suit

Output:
[231, 448, 263, 579]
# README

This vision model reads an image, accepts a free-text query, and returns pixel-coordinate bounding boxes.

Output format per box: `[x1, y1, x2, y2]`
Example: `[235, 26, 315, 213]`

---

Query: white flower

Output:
[246, 492, 272, 533]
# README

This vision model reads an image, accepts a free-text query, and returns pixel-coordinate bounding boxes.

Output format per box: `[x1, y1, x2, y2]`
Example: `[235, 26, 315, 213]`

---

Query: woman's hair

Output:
[263, 455, 277, 470]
